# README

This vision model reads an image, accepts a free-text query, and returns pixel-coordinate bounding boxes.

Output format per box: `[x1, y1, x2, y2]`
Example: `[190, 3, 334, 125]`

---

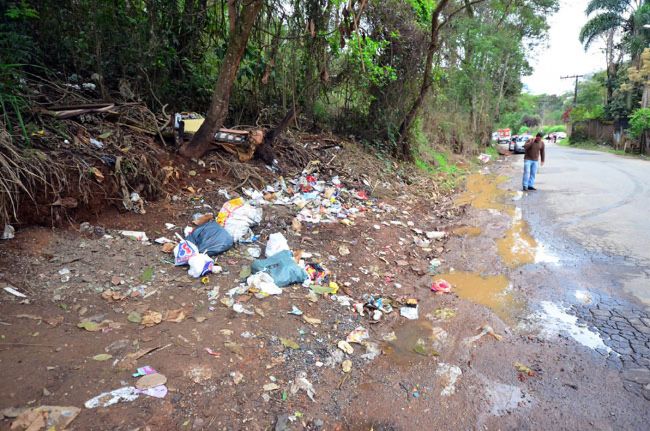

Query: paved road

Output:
[512, 141, 650, 401]
[526, 142, 650, 305]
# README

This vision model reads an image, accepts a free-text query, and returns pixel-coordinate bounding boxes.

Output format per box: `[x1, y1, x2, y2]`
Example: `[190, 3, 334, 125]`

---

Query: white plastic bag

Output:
[247, 272, 282, 296]
[187, 253, 214, 278]
[174, 239, 199, 266]
[224, 203, 263, 242]
[265, 232, 290, 257]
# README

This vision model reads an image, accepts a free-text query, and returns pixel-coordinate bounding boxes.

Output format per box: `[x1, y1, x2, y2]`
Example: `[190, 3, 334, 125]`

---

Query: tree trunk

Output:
[395, 0, 450, 160]
[180, 0, 263, 159]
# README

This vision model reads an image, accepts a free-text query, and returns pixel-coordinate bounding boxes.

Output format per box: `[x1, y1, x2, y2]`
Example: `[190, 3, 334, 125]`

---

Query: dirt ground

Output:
[1, 148, 648, 430]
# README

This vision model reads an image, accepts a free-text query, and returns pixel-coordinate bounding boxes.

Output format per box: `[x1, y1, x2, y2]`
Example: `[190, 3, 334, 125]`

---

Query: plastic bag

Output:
[188, 253, 214, 278]
[265, 232, 290, 257]
[247, 272, 282, 296]
[224, 203, 263, 242]
[251, 250, 308, 287]
[174, 239, 199, 266]
[217, 197, 244, 226]
[185, 221, 234, 257]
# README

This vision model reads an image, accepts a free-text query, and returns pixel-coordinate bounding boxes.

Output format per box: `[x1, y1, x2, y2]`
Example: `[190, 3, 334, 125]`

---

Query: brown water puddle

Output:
[456, 174, 514, 216]
[382, 320, 439, 365]
[496, 209, 537, 268]
[452, 226, 482, 237]
[435, 271, 525, 323]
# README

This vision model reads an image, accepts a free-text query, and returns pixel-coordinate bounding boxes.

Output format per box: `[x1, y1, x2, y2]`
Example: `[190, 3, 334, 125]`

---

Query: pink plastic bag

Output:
[431, 279, 452, 293]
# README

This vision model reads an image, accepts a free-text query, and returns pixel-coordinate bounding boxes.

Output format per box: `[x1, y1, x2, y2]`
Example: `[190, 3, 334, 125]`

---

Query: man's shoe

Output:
[528, 186, 537, 191]
[522, 187, 528, 191]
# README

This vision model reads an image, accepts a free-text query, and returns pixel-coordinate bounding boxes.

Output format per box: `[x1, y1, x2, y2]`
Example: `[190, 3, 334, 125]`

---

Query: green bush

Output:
[629, 108, 650, 138]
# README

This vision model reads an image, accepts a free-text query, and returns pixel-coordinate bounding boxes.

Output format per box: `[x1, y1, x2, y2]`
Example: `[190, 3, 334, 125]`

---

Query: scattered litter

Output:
[290, 372, 316, 401]
[341, 360, 352, 373]
[251, 250, 308, 287]
[436, 363, 462, 396]
[288, 306, 303, 316]
[185, 221, 234, 256]
[10, 405, 80, 430]
[346, 327, 369, 344]
[247, 247, 261, 258]
[265, 232, 290, 257]
[136, 385, 167, 399]
[360, 342, 381, 360]
[431, 279, 452, 293]
[465, 325, 503, 344]
[120, 230, 149, 242]
[478, 153, 491, 163]
[338, 245, 350, 256]
[192, 212, 214, 226]
[247, 272, 282, 296]
[1, 224, 15, 240]
[514, 362, 536, 377]
[132, 366, 157, 377]
[84, 386, 139, 408]
[187, 253, 214, 278]
[3, 287, 26, 298]
[400, 306, 419, 320]
[205, 347, 220, 357]
[232, 303, 254, 315]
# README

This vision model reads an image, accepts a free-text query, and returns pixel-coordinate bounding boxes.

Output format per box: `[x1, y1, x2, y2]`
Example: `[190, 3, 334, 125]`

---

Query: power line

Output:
[561, 75, 584, 106]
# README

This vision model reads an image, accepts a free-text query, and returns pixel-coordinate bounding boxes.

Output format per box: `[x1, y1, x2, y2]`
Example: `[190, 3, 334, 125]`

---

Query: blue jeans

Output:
[522, 159, 539, 189]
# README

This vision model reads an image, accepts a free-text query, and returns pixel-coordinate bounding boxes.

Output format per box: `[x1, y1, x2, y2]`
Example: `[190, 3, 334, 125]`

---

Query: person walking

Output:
[522, 132, 545, 191]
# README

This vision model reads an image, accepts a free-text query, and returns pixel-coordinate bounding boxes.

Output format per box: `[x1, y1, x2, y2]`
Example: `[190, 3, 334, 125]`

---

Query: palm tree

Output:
[579, 0, 650, 101]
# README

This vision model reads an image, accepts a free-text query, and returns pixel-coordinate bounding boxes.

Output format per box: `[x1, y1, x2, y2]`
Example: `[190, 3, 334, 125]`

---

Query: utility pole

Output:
[561, 75, 584, 106]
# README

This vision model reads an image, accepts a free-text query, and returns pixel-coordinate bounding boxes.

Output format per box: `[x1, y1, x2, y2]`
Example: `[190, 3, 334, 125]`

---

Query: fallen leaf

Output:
[111, 276, 122, 286]
[92, 353, 112, 361]
[77, 320, 116, 332]
[337, 340, 354, 354]
[127, 312, 142, 324]
[280, 338, 300, 350]
[135, 373, 167, 389]
[194, 316, 207, 323]
[101, 290, 126, 302]
[514, 362, 535, 376]
[90, 167, 104, 183]
[141, 310, 162, 327]
[302, 316, 321, 326]
[163, 308, 186, 323]
[161, 242, 175, 254]
[11, 406, 80, 431]
[116, 346, 161, 371]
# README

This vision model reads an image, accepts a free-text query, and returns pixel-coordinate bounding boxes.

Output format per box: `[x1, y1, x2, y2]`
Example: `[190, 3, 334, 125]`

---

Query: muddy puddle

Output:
[436, 271, 525, 323]
[382, 320, 441, 365]
[496, 208, 537, 268]
[456, 174, 514, 216]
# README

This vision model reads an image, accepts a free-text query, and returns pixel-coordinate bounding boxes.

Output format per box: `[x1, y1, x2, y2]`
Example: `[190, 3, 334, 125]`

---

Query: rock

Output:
[275, 414, 291, 431]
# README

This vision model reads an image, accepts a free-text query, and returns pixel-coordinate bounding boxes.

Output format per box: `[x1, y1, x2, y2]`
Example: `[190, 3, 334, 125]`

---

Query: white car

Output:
[555, 132, 567, 139]
[513, 135, 531, 154]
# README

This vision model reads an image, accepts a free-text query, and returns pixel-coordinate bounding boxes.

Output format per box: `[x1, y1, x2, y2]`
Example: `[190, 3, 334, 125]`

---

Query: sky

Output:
[522, 0, 607, 96]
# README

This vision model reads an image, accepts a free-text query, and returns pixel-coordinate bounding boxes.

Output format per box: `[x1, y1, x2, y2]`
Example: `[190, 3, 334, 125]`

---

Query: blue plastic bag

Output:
[186, 221, 234, 257]
[251, 250, 308, 287]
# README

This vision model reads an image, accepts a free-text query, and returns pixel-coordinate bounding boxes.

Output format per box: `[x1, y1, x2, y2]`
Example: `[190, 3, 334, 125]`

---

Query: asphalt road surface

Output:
[524, 142, 650, 306]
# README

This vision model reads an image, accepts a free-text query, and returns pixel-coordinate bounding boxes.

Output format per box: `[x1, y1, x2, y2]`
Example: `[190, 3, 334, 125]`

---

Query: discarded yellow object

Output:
[182, 118, 205, 134]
